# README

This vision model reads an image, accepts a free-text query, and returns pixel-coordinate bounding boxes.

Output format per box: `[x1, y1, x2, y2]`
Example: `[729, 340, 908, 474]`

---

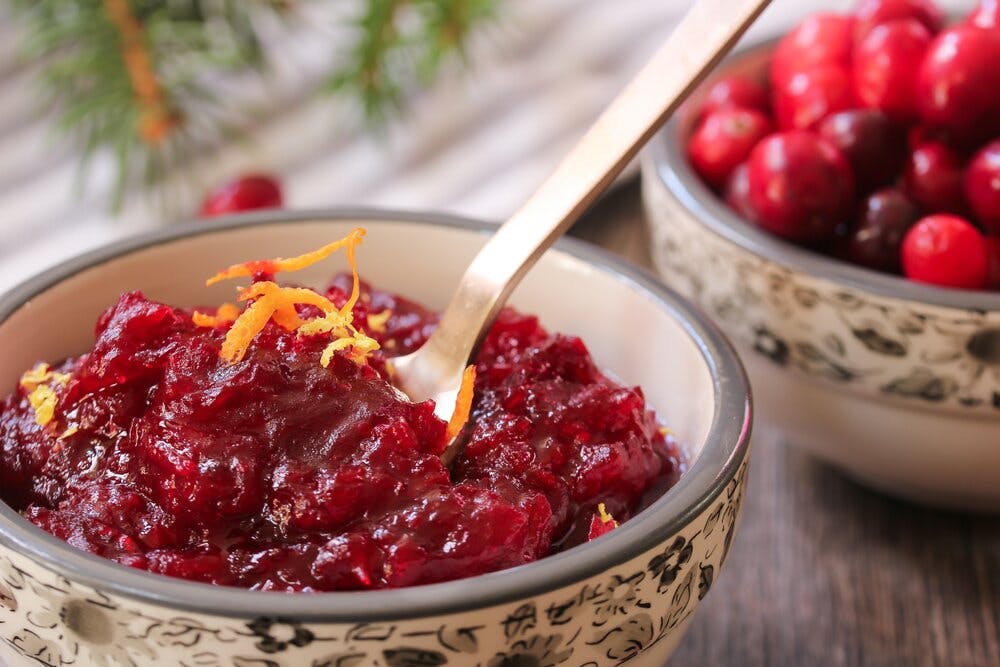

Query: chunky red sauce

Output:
[0, 274, 683, 591]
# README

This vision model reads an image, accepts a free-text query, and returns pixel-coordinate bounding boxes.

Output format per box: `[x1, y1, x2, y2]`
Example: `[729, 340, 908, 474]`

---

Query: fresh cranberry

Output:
[986, 236, 1000, 289]
[901, 214, 990, 288]
[201, 174, 283, 217]
[774, 65, 855, 130]
[700, 76, 770, 117]
[818, 110, 906, 194]
[687, 109, 772, 189]
[844, 189, 921, 272]
[904, 141, 966, 214]
[724, 162, 756, 221]
[964, 140, 1000, 235]
[853, 0, 944, 40]
[853, 19, 932, 122]
[770, 13, 855, 88]
[916, 26, 1000, 143]
[745, 131, 855, 244]
[967, 0, 1000, 29]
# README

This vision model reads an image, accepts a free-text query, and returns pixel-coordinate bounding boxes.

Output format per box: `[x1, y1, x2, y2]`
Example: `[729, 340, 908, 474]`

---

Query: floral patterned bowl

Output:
[642, 41, 1000, 511]
[0, 210, 751, 667]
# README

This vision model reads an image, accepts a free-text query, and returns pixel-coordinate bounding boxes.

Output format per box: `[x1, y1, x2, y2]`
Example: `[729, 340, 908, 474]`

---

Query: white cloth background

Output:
[0, 0, 919, 292]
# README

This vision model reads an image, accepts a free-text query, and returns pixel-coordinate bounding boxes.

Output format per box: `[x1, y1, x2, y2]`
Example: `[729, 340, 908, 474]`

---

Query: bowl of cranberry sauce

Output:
[643, 0, 1000, 511]
[0, 211, 750, 667]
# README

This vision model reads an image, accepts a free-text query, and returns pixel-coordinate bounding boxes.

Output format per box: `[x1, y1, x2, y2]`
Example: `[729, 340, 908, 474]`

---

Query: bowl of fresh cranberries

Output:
[643, 0, 1000, 511]
[0, 209, 750, 667]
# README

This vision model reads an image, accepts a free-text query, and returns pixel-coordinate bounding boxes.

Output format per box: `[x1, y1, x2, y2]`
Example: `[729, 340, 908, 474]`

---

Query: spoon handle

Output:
[420, 0, 771, 384]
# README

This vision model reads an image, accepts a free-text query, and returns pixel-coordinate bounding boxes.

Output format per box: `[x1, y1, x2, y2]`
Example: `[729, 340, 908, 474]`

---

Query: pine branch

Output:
[325, 0, 497, 123]
[9, 0, 496, 214]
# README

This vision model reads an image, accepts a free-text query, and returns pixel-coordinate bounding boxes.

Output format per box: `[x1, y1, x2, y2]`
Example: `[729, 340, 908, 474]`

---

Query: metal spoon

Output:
[392, 0, 772, 465]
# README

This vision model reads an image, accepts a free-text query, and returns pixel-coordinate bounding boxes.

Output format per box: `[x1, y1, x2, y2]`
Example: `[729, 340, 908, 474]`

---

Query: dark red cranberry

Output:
[774, 65, 855, 130]
[964, 140, 1000, 236]
[745, 131, 855, 244]
[853, 19, 932, 122]
[687, 109, 772, 189]
[901, 215, 990, 288]
[853, 0, 944, 40]
[770, 13, 855, 89]
[700, 76, 770, 117]
[967, 0, 1000, 29]
[844, 189, 921, 272]
[986, 236, 1000, 289]
[201, 174, 283, 217]
[818, 110, 906, 194]
[916, 26, 1000, 143]
[725, 162, 755, 220]
[904, 141, 966, 214]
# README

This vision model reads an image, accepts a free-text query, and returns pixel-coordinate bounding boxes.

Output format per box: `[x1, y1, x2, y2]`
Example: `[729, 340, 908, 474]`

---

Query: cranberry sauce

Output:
[0, 276, 683, 592]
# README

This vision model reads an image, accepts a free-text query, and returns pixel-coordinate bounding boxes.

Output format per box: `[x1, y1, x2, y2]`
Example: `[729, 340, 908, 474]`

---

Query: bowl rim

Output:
[647, 39, 1000, 313]
[0, 208, 751, 622]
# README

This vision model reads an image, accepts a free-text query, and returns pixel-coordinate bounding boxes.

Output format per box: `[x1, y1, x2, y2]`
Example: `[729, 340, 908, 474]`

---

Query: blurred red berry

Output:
[746, 131, 855, 244]
[901, 214, 990, 288]
[818, 109, 906, 194]
[853, 19, 932, 122]
[985, 236, 1000, 289]
[687, 108, 772, 189]
[700, 76, 770, 117]
[774, 64, 855, 130]
[853, 0, 943, 41]
[844, 188, 921, 272]
[724, 162, 756, 220]
[967, 0, 1000, 29]
[964, 140, 1000, 235]
[904, 141, 966, 214]
[770, 13, 855, 89]
[916, 26, 1000, 143]
[201, 174, 283, 218]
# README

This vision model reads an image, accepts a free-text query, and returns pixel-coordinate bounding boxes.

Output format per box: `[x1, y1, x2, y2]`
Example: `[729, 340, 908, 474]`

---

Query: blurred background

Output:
[0, 0, 961, 289]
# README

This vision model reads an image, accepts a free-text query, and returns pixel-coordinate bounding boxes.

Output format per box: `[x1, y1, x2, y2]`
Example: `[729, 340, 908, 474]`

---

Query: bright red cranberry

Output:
[902, 214, 990, 288]
[916, 26, 1000, 143]
[725, 162, 756, 221]
[688, 109, 772, 189]
[745, 131, 855, 244]
[967, 0, 1000, 29]
[853, 19, 932, 122]
[770, 13, 855, 89]
[986, 236, 1000, 289]
[853, 0, 943, 40]
[965, 141, 1000, 235]
[700, 76, 770, 117]
[201, 174, 283, 217]
[818, 110, 906, 194]
[774, 65, 855, 130]
[845, 189, 921, 272]
[904, 141, 966, 214]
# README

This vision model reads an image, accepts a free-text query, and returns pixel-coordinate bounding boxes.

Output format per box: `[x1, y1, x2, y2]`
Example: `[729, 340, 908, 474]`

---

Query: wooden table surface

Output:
[569, 179, 1000, 667]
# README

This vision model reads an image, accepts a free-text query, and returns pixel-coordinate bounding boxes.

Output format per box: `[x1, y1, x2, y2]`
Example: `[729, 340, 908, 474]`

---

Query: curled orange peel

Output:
[445, 365, 477, 442]
[597, 502, 619, 527]
[206, 227, 366, 286]
[192, 303, 241, 328]
[19, 363, 70, 427]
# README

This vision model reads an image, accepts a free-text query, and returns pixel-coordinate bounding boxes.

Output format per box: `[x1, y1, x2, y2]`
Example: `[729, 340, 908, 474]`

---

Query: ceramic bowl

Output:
[0, 210, 751, 667]
[642, 41, 1000, 512]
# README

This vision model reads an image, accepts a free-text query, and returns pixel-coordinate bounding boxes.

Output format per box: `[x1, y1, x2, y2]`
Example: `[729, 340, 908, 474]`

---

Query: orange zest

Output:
[366, 309, 392, 333]
[597, 502, 619, 527]
[445, 365, 477, 442]
[205, 228, 382, 367]
[192, 303, 241, 328]
[19, 363, 71, 428]
[206, 228, 366, 286]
